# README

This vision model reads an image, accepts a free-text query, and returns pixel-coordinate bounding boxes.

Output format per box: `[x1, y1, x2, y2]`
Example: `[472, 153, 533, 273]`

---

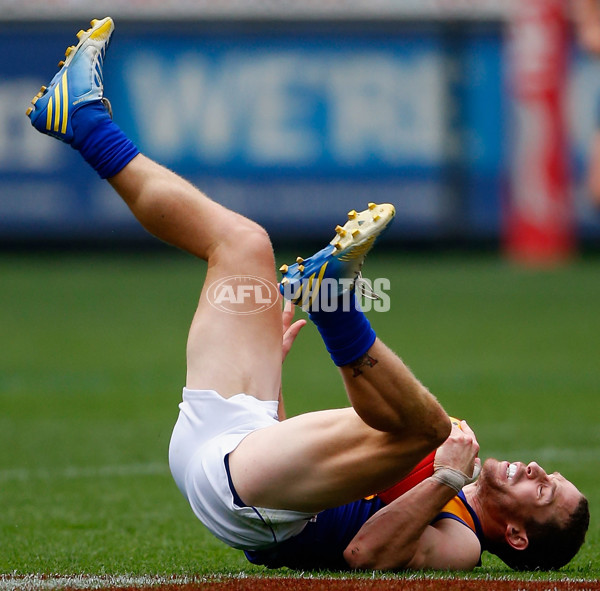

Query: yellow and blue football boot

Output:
[26, 17, 114, 143]
[280, 203, 395, 308]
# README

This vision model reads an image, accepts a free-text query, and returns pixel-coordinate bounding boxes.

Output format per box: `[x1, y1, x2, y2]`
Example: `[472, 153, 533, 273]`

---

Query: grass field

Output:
[1, 250, 599, 582]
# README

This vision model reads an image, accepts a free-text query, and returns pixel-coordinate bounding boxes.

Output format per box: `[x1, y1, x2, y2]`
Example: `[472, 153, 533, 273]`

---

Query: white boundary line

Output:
[0, 574, 205, 590]
[1, 573, 599, 590]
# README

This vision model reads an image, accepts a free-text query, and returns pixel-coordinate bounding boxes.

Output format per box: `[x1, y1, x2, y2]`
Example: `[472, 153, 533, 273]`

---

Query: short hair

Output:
[487, 495, 590, 570]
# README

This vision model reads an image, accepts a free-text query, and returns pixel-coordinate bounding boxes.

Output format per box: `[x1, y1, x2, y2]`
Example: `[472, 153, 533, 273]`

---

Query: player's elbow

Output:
[344, 543, 407, 571]
[344, 543, 377, 570]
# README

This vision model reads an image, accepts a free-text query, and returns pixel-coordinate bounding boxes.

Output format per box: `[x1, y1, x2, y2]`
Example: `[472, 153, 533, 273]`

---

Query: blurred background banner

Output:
[1, 0, 599, 248]
[0, 0, 509, 21]
[504, 0, 575, 264]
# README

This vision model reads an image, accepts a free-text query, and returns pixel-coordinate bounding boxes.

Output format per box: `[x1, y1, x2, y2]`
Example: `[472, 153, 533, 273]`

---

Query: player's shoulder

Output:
[431, 517, 481, 567]
[407, 516, 481, 570]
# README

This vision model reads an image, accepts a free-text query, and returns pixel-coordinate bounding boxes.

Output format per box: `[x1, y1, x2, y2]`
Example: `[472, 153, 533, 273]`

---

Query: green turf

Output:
[1, 251, 599, 579]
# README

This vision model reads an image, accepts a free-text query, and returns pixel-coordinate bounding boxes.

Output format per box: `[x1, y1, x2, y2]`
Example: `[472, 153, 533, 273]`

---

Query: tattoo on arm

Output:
[350, 353, 378, 377]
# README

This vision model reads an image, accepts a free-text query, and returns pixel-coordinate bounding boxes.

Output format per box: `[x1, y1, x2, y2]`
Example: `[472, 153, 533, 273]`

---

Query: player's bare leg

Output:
[108, 167, 449, 512]
[108, 155, 283, 401]
[110, 165, 449, 512]
[229, 347, 449, 512]
[228, 206, 450, 512]
[26, 18, 282, 402]
[277, 204, 450, 437]
[27, 18, 449, 515]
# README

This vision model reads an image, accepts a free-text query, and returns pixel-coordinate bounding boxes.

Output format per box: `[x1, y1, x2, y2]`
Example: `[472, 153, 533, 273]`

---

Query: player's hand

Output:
[433, 420, 480, 481]
[281, 299, 306, 362]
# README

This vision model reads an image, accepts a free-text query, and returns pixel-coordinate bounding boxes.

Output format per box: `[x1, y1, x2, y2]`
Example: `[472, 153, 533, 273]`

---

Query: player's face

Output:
[478, 458, 582, 528]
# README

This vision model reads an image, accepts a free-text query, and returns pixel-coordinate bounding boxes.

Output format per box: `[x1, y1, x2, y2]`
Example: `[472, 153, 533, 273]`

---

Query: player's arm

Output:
[344, 479, 478, 570]
[405, 513, 481, 570]
[343, 422, 480, 571]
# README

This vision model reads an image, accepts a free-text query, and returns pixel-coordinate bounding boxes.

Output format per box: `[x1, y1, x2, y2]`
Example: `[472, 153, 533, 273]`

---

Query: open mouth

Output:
[507, 462, 518, 480]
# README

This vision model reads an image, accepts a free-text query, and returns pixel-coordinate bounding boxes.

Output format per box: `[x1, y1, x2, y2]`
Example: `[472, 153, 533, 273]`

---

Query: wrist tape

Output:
[431, 463, 481, 493]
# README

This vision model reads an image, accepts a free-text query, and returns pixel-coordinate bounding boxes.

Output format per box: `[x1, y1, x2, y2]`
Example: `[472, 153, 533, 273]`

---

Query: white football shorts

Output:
[168, 388, 314, 550]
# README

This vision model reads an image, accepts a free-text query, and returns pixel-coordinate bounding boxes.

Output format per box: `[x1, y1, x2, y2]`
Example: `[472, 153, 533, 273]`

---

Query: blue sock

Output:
[71, 102, 139, 179]
[309, 294, 376, 367]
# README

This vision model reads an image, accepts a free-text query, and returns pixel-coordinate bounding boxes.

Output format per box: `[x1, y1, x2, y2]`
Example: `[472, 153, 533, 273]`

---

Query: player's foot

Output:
[26, 17, 114, 143]
[280, 203, 395, 308]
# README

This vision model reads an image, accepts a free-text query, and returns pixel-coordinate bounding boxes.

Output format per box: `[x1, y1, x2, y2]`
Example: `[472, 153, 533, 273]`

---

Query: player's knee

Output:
[211, 217, 274, 267]
[430, 409, 452, 447]
[236, 222, 274, 265]
[404, 408, 451, 456]
[421, 406, 452, 448]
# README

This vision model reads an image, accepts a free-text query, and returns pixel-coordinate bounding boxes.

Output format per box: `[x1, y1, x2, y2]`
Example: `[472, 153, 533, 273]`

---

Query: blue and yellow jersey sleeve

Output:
[431, 490, 485, 556]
